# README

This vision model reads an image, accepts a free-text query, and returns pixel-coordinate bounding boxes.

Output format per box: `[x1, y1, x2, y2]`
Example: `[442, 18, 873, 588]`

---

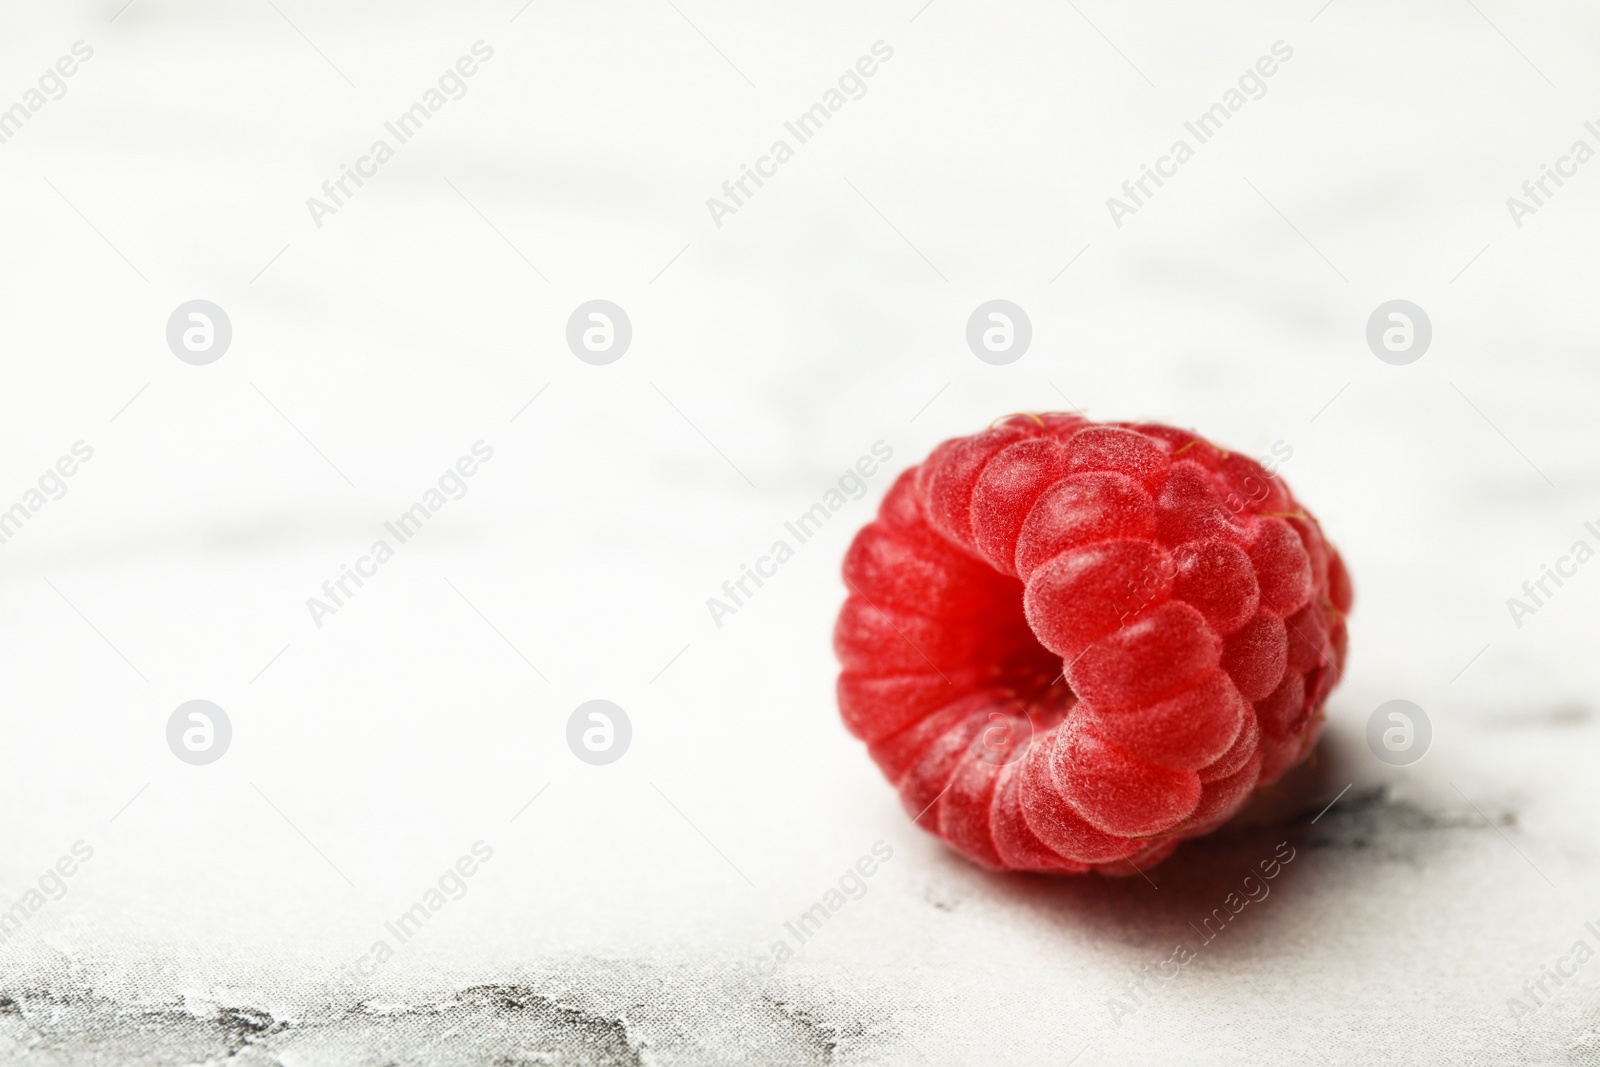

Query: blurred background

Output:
[1, 1, 1598, 1063]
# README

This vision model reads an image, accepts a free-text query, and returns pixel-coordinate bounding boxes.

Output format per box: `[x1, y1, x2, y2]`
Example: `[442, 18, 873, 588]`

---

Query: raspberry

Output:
[835, 415, 1351, 875]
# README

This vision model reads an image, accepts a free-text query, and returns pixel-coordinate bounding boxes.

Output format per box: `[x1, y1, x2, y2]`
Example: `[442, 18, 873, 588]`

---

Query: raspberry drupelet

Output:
[834, 414, 1352, 875]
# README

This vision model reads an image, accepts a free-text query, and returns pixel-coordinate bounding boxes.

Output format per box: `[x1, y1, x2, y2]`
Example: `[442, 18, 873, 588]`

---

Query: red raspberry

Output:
[834, 415, 1352, 875]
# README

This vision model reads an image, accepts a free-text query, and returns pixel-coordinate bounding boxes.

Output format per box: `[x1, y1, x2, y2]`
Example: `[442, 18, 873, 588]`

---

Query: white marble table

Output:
[0, 1, 1596, 1063]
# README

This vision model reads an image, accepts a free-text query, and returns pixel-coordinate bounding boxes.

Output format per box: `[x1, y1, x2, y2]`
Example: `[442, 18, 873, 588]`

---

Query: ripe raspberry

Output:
[834, 414, 1351, 875]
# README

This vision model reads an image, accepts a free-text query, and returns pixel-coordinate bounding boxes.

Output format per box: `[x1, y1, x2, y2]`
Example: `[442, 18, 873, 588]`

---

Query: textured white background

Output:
[1, 1, 1598, 1063]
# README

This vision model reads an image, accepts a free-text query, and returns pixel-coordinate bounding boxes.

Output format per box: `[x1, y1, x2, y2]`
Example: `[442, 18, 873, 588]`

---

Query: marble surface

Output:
[1, 1, 1598, 1063]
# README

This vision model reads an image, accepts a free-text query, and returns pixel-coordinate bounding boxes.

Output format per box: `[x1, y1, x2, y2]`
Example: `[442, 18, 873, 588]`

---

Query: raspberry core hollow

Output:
[833, 414, 1351, 875]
